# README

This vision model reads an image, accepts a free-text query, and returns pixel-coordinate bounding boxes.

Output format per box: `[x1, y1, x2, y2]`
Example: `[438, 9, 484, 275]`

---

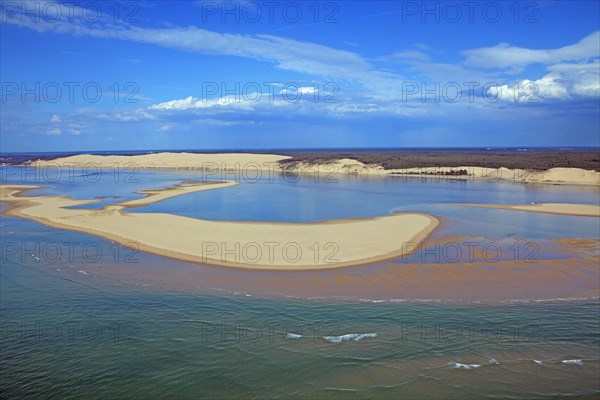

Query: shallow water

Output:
[1, 167, 599, 398]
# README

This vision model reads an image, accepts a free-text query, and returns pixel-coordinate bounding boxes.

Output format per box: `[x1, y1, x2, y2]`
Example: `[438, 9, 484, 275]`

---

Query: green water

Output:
[1, 257, 599, 399]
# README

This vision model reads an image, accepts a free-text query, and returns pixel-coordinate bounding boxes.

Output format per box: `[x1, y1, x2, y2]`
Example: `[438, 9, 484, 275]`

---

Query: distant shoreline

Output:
[10, 152, 600, 186]
[1, 147, 599, 171]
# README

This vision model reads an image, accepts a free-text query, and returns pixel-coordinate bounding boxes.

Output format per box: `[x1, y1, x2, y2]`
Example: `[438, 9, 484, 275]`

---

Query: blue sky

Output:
[1, 0, 599, 151]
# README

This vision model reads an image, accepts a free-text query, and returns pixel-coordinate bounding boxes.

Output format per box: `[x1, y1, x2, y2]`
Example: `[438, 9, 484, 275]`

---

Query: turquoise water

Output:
[1, 167, 599, 398]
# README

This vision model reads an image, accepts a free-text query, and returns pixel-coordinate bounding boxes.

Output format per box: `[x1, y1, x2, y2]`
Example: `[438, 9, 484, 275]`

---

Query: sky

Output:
[1, 0, 599, 152]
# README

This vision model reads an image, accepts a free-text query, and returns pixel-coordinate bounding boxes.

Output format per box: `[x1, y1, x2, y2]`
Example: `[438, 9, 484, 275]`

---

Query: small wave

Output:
[77, 270, 88, 275]
[451, 362, 481, 370]
[562, 359, 583, 365]
[323, 333, 377, 344]
[358, 299, 385, 303]
[286, 333, 303, 339]
[534, 297, 599, 303]
[489, 358, 499, 364]
[534, 360, 543, 365]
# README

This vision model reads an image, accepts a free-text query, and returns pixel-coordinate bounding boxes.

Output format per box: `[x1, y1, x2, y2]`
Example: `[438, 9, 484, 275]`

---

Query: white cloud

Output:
[462, 31, 600, 69]
[487, 60, 600, 102]
[149, 95, 257, 111]
[387, 50, 432, 63]
[46, 128, 62, 135]
[97, 109, 156, 121]
[50, 114, 61, 123]
[1, 1, 371, 80]
[279, 86, 318, 96]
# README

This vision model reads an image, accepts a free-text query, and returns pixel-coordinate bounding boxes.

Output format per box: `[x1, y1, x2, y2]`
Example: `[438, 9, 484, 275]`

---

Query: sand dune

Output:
[450, 203, 600, 217]
[0, 184, 439, 269]
[28, 152, 599, 185]
[29, 152, 291, 170]
[386, 166, 600, 185]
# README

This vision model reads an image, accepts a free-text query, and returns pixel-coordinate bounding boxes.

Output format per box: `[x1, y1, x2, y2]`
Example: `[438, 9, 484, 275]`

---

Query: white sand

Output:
[1, 184, 439, 270]
[450, 203, 600, 217]
[29, 153, 599, 186]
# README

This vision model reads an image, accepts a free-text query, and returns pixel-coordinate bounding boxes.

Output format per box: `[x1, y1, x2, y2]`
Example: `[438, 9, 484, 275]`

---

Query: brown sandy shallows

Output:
[0, 183, 439, 270]
[449, 203, 600, 217]
[27, 152, 600, 185]
[76, 246, 600, 302]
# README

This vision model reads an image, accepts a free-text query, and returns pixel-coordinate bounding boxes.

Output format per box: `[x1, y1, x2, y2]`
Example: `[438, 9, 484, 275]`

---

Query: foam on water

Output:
[451, 362, 481, 370]
[286, 333, 303, 339]
[562, 359, 583, 365]
[323, 333, 377, 344]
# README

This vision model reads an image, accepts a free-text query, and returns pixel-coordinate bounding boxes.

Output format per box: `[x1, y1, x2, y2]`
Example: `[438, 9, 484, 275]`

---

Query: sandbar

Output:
[449, 203, 600, 217]
[0, 183, 439, 270]
[116, 180, 238, 208]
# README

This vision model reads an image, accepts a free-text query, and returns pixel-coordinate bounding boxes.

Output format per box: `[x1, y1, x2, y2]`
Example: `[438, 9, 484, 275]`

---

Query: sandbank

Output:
[0, 183, 439, 270]
[449, 203, 600, 217]
[116, 180, 238, 208]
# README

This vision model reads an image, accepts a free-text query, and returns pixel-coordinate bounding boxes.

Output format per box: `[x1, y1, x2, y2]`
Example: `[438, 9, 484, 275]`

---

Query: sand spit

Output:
[0, 183, 439, 270]
[450, 203, 600, 217]
[116, 180, 239, 208]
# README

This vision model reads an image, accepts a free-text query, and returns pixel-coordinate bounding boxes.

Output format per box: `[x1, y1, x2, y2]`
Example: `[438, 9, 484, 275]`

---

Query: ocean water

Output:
[1, 166, 599, 399]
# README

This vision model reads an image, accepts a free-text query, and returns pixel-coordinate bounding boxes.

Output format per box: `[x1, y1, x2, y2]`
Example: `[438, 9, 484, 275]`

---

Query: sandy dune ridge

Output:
[25, 152, 600, 185]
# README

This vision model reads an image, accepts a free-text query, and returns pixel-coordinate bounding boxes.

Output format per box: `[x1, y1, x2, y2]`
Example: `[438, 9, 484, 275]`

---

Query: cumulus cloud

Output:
[50, 114, 61, 123]
[487, 60, 600, 102]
